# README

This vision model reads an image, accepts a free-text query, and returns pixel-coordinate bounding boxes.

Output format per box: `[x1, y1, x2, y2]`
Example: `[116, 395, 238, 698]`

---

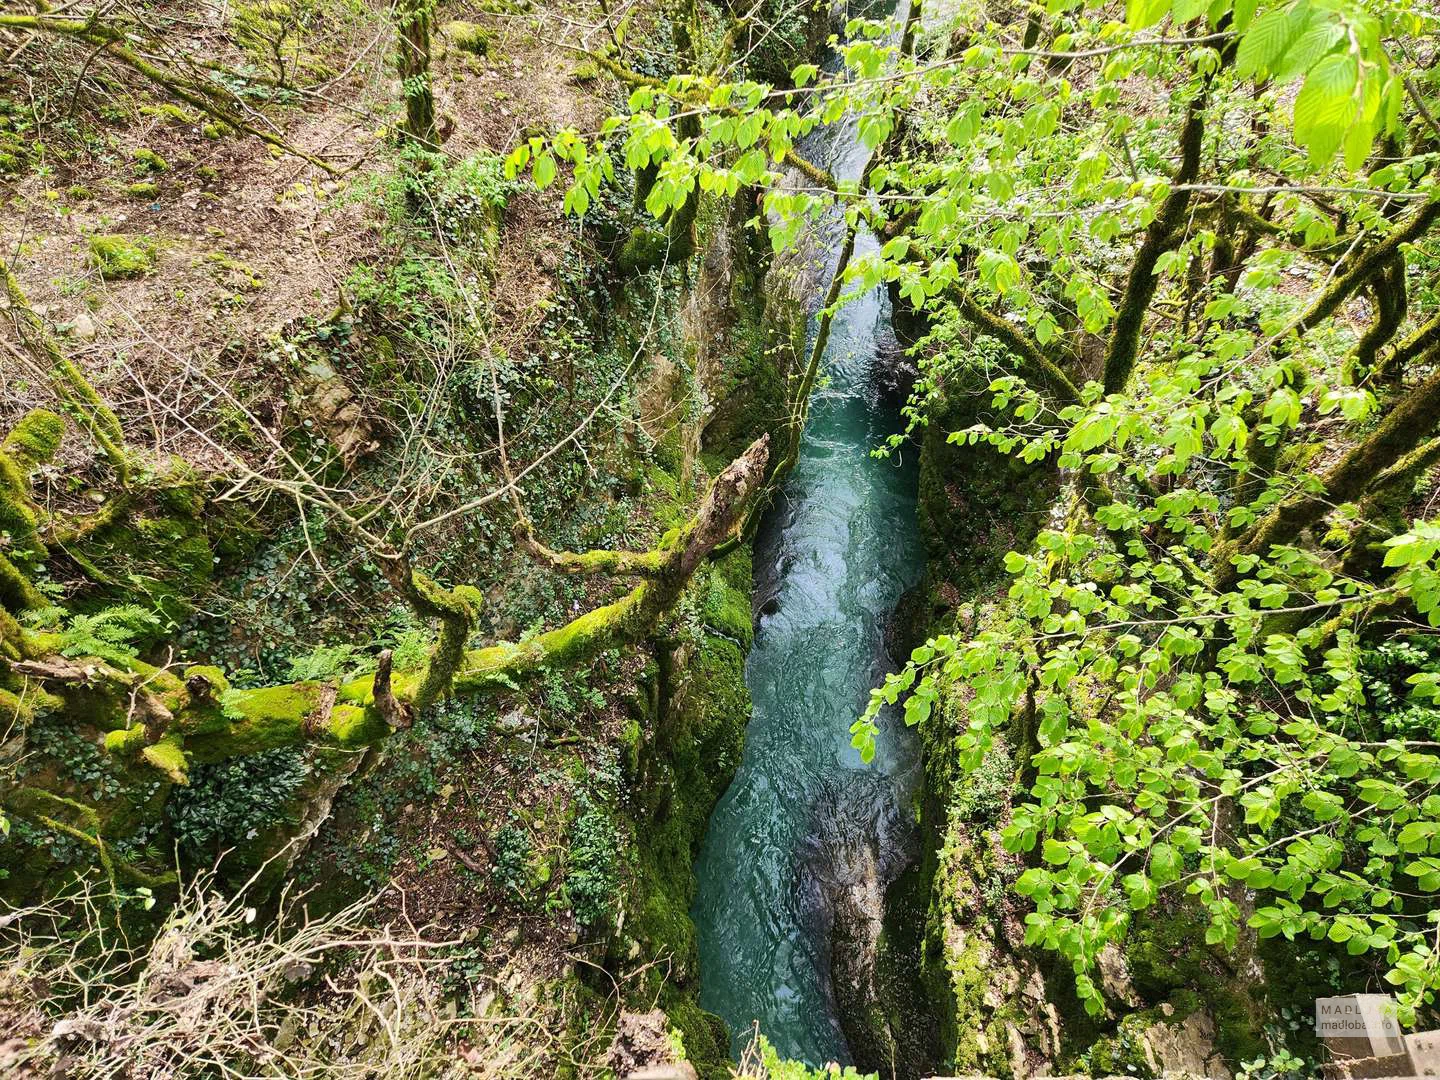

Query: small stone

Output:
[70, 311, 97, 339]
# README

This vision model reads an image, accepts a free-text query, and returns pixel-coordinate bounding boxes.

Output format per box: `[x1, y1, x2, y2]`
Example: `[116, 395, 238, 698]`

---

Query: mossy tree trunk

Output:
[395, 0, 436, 148]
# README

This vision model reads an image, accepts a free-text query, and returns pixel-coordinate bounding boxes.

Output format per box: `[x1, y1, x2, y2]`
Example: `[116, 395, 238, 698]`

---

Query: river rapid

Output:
[691, 60, 926, 1065]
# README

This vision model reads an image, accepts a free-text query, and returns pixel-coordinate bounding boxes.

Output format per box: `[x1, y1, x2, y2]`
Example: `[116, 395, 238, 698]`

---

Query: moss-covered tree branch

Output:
[513, 520, 672, 577]
[0, 14, 334, 172]
[955, 291, 1080, 403]
[6, 436, 770, 785]
[4, 264, 132, 487]
[1294, 196, 1440, 336]
[1222, 337, 1440, 584]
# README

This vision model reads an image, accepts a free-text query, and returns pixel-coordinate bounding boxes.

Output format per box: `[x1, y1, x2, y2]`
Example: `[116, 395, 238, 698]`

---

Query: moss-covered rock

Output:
[443, 20, 492, 56]
[624, 629, 750, 1079]
[1125, 901, 1267, 1063]
[698, 548, 753, 648]
[132, 147, 169, 173]
[87, 234, 159, 279]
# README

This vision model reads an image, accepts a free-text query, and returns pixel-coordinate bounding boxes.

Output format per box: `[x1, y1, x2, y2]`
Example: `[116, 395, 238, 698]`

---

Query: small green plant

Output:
[87, 235, 158, 279]
[49, 605, 162, 663]
[757, 1037, 874, 1079]
[565, 793, 618, 926]
[1237, 1049, 1310, 1080]
[168, 747, 310, 856]
[286, 642, 369, 682]
[492, 820, 530, 899]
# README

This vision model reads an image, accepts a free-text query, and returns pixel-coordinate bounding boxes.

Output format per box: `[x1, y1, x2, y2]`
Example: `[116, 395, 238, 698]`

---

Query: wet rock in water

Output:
[804, 773, 937, 1077]
[828, 833, 894, 1072]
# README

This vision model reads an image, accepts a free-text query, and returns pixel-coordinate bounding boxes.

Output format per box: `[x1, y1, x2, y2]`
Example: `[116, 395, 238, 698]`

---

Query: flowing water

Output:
[691, 94, 926, 1065]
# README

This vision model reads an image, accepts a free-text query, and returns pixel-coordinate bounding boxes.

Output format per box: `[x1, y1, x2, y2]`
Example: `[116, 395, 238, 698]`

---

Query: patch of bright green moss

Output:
[444, 20, 492, 55]
[699, 549, 753, 648]
[87, 235, 158, 279]
[132, 147, 169, 173]
[103, 727, 148, 758]
[2, 409, 64, 471]
[139, 103, 194, 124]
[125, 181, 160, 199]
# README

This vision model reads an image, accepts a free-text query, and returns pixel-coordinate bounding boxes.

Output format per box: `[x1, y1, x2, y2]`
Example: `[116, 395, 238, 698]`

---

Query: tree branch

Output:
[1225, 337, 1440, 581]
[0, 14, 334, 173]
[956, 291, 1079, 402]
[1376, 309, 1440, 384]
[1102, 95, 1206, 395]
[1294, 197, 1440, 336]
[5, 436, 771, 779]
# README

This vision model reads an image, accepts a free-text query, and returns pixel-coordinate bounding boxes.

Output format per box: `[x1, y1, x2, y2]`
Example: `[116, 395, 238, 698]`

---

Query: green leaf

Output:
[1231, 0, 1261, 31]
[1343, 112, 1375, 172]
[1150, 842, 1181, 885]
[1127, 0, 1169, 29]
[533, 153, 557, 190]
[1235, 6, 1303, 79]
[1294, 52, 1359, 165]
[1272, 17, 1344, 83]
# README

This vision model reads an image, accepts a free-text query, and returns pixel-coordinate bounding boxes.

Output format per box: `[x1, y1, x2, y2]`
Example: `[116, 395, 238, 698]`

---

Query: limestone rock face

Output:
[1139, 1006, 1233, 1080]
[610, 1010, 696, 1080]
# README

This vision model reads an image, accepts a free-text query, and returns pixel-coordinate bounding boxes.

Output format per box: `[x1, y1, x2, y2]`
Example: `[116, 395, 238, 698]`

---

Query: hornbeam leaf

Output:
[1230, 0, 1261, 31]
[1343, 113, 1375, 173]
[1236, 6, 1304, 78]
[1272, 18, 1344, 84]
[1127, 0, 1169, 29]
[1294, 52, 1358, 165]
